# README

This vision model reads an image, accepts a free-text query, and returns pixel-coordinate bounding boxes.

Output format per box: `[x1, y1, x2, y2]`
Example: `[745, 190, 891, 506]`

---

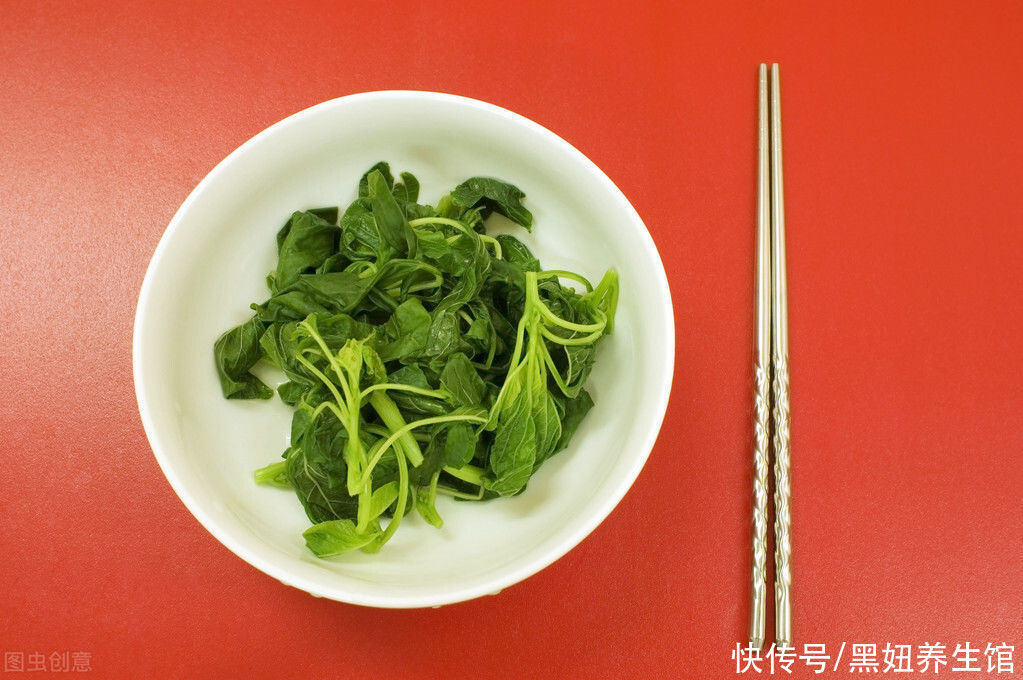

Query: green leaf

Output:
[417, 229, 454, 261]
[303, 519, 378, 557]
[275, 206, 338, 250]
[361, 343, 388, 386]
[316, 252, 350, 274]
[338, 197, 382, 259]
[387, 365, 449, 416]
[378, 298, 432, 362]
[368, 481, 399, 520]
[555, 389, 594, 452]
[251, 291, 329, 323]
[496, 234, 540, 271]
[435, 232, 491, 310]
[531, 380, 563, 467]
[440, 353, 486, 407]
[213, 316, 272, 399]
[286, 405, 359, 523]
[367, 170, 416, 257]
[442, 421, 478, 468]
[392, 171, 420, 205]
[290, 270, 377, 311]
[276, 380, 307, 405]
[310, 312, 375, 349]
[449, 177, 533, 228]
[583, 270, 619, 332]
[389, 364, 432, 388]
[487, 382, 537, 496]
[358, 162, 393, 197]
[418, 309, 472, 369]
[272, 211, 339, 292]
[375, 259, 444, 300]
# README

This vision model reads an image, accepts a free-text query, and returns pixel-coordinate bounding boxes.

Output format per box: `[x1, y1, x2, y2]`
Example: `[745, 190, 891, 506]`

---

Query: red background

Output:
[2, 1, 1021, 678]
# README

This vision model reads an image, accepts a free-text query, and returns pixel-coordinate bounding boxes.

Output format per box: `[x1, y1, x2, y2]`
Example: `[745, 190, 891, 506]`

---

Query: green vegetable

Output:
[213, 163, 618, 557]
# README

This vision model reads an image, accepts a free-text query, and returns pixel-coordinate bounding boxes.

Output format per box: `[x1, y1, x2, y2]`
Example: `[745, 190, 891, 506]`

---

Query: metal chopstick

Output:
[749, 63, 772, 651]
[769, 62, 793, 650]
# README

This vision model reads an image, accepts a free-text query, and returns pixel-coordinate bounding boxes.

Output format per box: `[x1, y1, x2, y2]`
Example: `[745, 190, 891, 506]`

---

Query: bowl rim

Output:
[133, 90, 675, 607]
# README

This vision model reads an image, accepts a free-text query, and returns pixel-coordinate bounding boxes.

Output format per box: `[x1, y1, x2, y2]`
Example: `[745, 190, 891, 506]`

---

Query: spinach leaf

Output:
[276, 380, 308, 406]
[555, 389, 594, 452]
[378, 298, 432, 362]
[303, 520, 378, 557]
[442, 421, 478, 468]
[392, 171, 420, 205]
[440, 353, 486, 407]
[275, 206, 338, 249]
[271, 211, 339, 292]
[286, 405, 359, 523]
[435, 232, 491, 310]
[367, 170, 417, 257]
[449, 177, 533, 228]
[531, 379, 563, 467]
[337, 198, 382, 260]
[496, 234, 540, 271]
[291, 270, 377, 311]
[251, 290, 329, 323]
[387, 365, 450, 417]
[358, 161, 394, 196]
[418, 309, 472, 369]
[213, 316, 272, 399]
[487, 382, 537, 496]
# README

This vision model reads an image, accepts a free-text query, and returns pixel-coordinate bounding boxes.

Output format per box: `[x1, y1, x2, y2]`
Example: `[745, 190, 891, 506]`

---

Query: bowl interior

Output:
[134, 92, 673, 607]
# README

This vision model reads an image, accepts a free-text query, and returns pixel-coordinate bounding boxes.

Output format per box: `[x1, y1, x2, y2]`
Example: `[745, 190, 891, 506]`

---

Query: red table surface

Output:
[2, 1, 1022, 678]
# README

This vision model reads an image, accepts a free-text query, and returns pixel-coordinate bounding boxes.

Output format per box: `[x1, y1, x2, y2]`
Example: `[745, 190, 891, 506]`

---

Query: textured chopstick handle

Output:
[772, 356, 792, 647]
[750, 361, 771, 648]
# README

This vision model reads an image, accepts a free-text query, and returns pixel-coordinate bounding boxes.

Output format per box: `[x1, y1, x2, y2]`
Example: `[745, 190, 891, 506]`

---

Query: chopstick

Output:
[750, 62, 792, 651]
[749, 63, 771, 650]
[769, 62, 793, 651]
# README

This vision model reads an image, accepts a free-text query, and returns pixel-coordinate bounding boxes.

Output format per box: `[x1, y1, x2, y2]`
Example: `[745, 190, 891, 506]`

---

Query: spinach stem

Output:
[408, 216, 466, 230]
[356, 439, 390, 535]
[298, 321, 356, 404]
[535, 302, 605, 333]
[359, 383, 448, 401]
[353, 261, 377, 279]
[529, 286, 605, 333]
[408, 216, 502, 258]
[443, 463, 485, 486]
[415, 471, 444, 528]
[369, 391, 425, 467]
[537, 269, 593, 291]
[435, 485, 485, 500]
[406, 272, 444, 293]
[540, 326, 605, 346]
[321, 401, 348, 427]
[488, 289, 532, 420]
[374, 448, 408, 547]
[294, 353, 349, 421]
[539, 342, 575, 397]
[345, 387, 364, 495]
[358, 414, 488, 488]
[253, 460, 289, 487]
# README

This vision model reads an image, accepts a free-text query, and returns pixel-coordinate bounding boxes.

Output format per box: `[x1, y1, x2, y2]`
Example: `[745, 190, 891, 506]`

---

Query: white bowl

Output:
[133, 91, 674, 607]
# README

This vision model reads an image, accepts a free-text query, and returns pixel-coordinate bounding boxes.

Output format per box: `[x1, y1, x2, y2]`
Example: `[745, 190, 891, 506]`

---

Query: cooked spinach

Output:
[214, 163, 618, 557]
